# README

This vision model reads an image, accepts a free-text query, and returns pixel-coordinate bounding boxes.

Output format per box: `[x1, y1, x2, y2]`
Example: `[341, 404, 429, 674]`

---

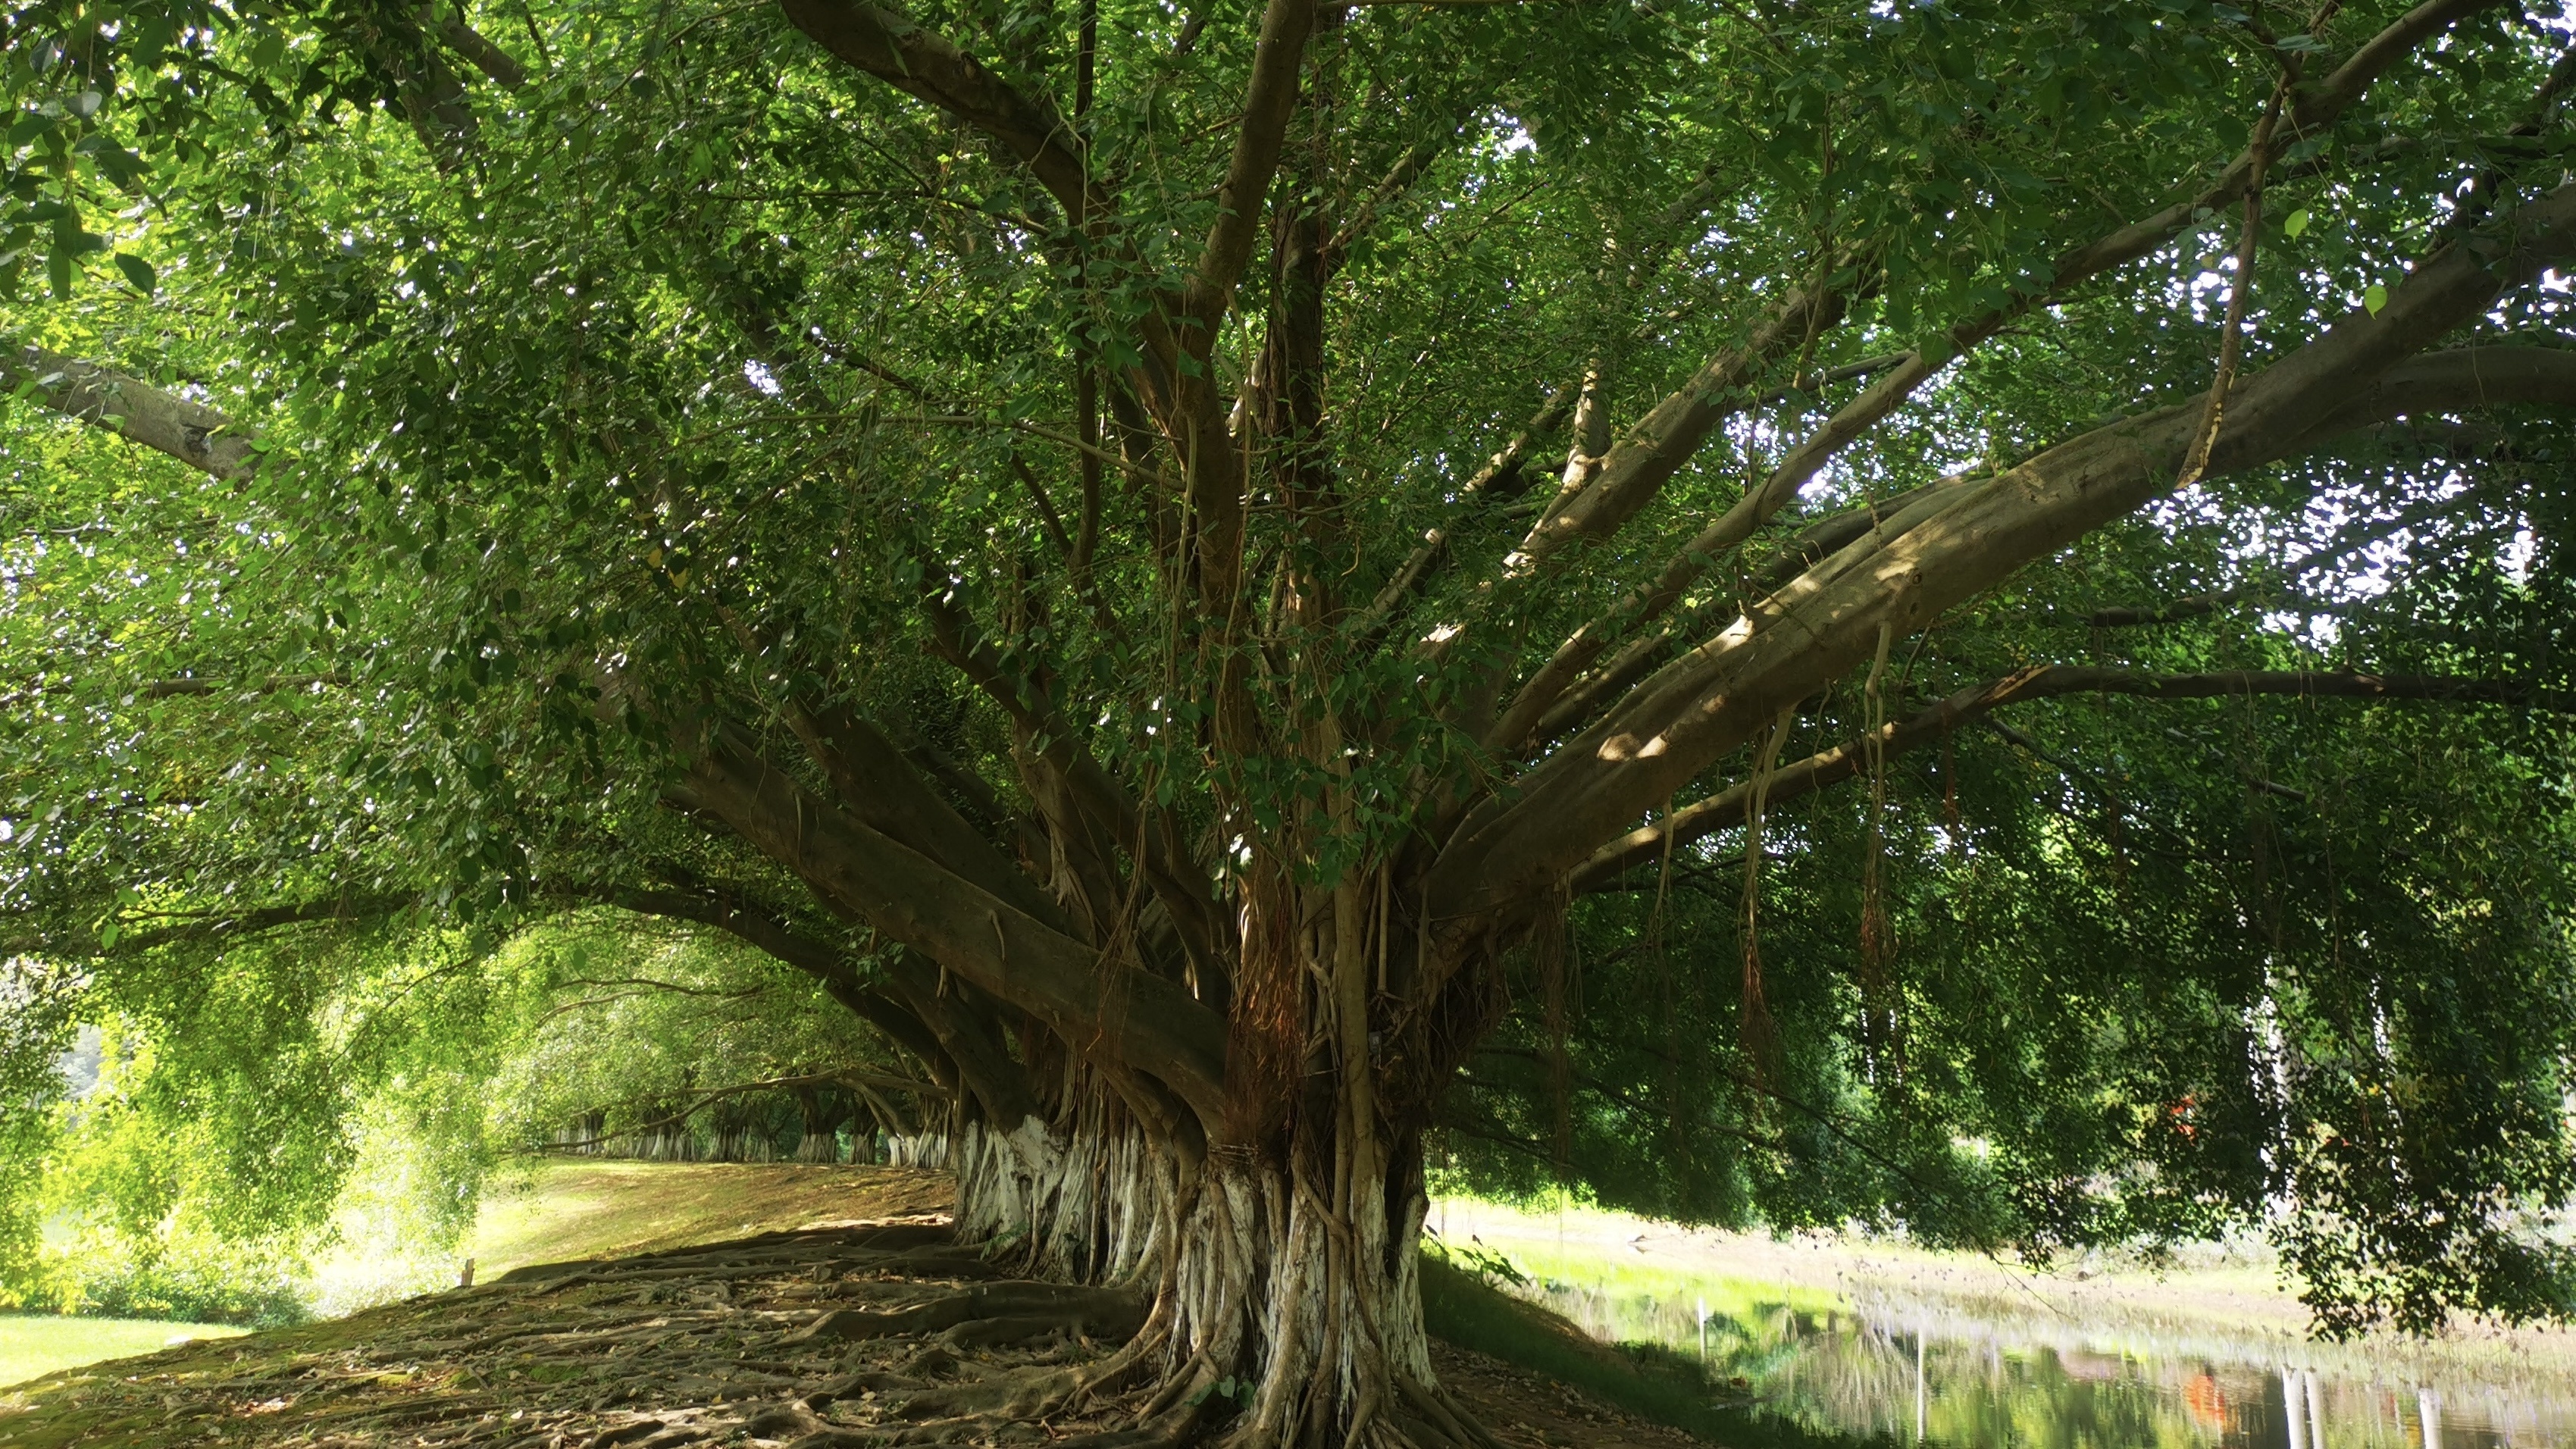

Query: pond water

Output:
[1501, 1253, 2576, 1449]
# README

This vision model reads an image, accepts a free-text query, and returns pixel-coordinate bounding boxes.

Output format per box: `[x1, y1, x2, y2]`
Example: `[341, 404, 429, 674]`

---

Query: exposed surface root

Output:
[0, 1223, 1691, 1449]
[0, 1216, 1180, 1449]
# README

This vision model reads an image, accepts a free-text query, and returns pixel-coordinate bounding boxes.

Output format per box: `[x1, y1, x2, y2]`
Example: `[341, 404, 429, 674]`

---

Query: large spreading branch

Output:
[1429, 181, 2576, 931]
[1483, 0, 2513, 754]
[1571, 665, 2576, 890]
[672, 732, 1230, 1126]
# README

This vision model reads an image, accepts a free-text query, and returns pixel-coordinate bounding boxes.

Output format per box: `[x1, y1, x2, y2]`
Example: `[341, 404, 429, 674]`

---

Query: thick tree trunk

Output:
[946, 1072, 1464, 1447]
[794, 1084, 852, 1163]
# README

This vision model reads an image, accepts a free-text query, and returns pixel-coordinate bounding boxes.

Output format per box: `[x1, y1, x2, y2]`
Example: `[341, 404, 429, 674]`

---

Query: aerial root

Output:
[1395, 1374, 1506, 1449]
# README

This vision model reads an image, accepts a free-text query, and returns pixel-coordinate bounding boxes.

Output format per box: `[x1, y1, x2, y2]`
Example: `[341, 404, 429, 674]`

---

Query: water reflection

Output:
[1516, 1273, 2576, 1449]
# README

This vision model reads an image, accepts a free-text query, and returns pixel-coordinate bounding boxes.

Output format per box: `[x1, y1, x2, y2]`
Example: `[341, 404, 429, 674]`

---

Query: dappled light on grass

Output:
[0, 1314, 246, 1390]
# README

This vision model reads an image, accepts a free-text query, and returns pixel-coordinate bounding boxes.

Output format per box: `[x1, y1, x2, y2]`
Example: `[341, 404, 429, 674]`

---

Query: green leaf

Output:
[113, 251, 155, 294]
[2283, 208, 2309, 239]
[2363, 283, 2388, 316]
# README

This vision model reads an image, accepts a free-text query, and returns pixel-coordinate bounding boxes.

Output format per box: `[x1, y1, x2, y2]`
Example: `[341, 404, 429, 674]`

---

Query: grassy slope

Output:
[1420, 1257, 1873, 1449]
[0, 1316, 246, 1390]
[465, 1160, 951, 1278]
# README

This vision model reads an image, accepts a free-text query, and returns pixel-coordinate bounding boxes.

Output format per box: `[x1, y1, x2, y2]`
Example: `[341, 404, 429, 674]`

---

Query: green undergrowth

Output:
[1417, 1252, 1891, 1449]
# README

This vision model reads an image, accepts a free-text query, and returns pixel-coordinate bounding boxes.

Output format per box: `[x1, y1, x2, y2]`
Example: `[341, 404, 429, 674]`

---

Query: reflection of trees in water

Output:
[1521, 1281, 2565, 1449]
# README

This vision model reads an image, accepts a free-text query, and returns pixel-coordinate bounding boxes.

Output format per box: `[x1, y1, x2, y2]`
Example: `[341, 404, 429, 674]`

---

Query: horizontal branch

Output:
[0, 346, 262, 479]
[1570, 665, 2576, 890]
[0, 890, 411, 960]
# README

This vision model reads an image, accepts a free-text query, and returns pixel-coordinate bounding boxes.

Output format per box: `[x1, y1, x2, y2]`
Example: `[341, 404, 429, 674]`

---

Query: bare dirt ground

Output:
[1429, 1342, 1708, 1449]
[0, 1167, 1711, 1448]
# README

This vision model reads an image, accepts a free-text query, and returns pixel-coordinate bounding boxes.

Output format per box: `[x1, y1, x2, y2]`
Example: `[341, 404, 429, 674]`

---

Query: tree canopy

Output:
[5, 0, 2576, 1431]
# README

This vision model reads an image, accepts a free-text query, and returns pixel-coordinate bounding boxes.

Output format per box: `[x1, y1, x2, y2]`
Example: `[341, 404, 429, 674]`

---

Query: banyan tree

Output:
[8, 0, 2576, 1440]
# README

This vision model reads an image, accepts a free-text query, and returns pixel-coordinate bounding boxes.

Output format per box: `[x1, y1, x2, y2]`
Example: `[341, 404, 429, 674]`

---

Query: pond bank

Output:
[1431, 1195, 2576, 1449]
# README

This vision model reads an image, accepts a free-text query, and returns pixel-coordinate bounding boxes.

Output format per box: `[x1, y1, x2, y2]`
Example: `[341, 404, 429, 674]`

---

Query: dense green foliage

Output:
[0, 915, 909, 1318]
[1, 0, 2574, 1345]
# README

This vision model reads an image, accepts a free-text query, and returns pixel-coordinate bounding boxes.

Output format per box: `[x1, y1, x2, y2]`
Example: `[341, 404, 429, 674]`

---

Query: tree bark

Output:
[942, 1058, 1454, 1448]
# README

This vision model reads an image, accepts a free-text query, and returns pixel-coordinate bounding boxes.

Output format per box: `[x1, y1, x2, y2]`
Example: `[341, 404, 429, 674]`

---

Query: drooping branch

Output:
[1570, 665, 2576, 890]
[617, 837, 1037, 1123]
[672, 732, 1229, 1128]
[540, 1066, 940, 1156]
[773, 0, 1102, 227]
[580, 883, 954, 1080]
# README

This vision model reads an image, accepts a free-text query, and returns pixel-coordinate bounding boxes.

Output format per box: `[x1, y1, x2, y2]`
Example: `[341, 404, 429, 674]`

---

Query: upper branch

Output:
[1179, 0, 1322, 355]
[775, 0, 1104, 225]
[1485, 0, 2514, 751]
[0, 346, 262, 480]
[1504, 274, 1847, 577]
[1432, 184, 2576, 926]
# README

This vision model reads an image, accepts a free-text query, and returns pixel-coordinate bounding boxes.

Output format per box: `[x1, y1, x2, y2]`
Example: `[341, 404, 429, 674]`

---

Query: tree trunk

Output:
[945, 1065, 1465, 1447]
[794, 1084, 853, 1163]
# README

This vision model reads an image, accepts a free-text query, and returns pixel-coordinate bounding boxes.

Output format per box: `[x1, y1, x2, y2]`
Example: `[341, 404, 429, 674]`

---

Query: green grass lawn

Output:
[460, 1159, 954, 1278]
[0, 1315, 248, 1389]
